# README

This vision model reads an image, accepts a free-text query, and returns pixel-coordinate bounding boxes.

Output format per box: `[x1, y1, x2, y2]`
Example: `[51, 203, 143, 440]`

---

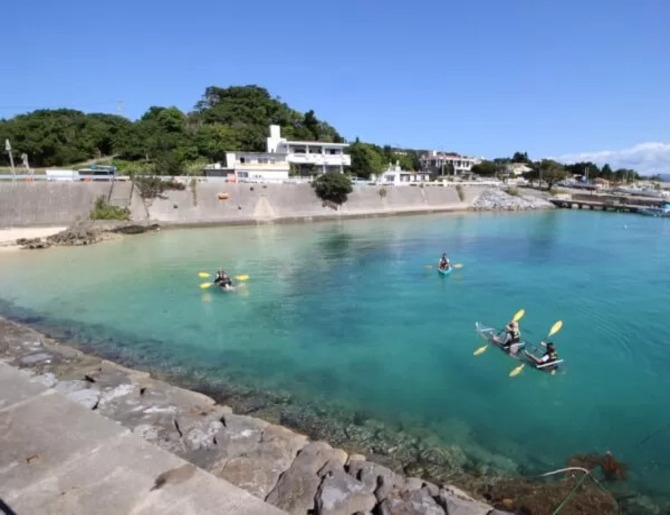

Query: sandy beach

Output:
[0, 226, 67, 251]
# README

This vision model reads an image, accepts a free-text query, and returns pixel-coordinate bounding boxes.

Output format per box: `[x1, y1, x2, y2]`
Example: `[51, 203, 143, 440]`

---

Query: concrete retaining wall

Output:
[0, 180, 494, 228]
[0, 182, 112, 228]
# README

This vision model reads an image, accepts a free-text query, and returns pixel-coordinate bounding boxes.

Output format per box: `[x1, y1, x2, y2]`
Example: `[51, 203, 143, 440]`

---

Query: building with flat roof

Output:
[267, 125, 351, 175]
[420, 151, 481, 175]
[204, 125, 351, 182]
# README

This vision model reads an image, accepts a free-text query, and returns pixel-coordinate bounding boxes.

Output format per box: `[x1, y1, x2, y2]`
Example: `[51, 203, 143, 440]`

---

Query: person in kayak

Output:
[524, 341, 559, 368]
[493, 320, 522, 353]
[214, 268, 234, 289]
[438, 253, 451, 271]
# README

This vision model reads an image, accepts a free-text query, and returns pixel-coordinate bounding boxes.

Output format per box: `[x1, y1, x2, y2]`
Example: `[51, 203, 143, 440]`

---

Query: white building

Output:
[267, 125, 350, 175]
[420, 151, 481, 175]
[378, 161, 431, 185]
[204, 125, 351, 182]
[505, 163, 533, 176]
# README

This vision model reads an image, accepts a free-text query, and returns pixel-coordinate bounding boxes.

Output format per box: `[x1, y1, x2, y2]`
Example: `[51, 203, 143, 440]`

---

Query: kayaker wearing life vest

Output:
[438, 253, 450, 271]
[214, 268, 234, 290]
[524, 341, 559, 368]
[493, 320, 521, 353]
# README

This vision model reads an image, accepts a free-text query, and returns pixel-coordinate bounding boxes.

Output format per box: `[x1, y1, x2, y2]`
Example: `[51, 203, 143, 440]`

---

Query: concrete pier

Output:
[0, 362, 284, 515]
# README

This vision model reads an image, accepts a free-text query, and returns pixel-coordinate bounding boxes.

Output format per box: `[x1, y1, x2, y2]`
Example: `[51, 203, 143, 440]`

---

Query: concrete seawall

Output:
[0, 180, 491, 228]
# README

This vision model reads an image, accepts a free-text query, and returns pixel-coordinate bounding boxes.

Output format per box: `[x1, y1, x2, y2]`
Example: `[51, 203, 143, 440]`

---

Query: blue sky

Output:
[2, 0, 669, 172]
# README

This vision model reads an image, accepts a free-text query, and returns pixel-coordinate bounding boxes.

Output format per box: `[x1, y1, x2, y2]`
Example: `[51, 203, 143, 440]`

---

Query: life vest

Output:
[509, 330, 520, 344]
[544, 350, 558, 362]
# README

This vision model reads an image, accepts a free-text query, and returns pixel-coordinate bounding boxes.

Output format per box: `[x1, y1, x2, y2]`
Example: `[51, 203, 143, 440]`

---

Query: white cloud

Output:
[555, 142, 670, 176]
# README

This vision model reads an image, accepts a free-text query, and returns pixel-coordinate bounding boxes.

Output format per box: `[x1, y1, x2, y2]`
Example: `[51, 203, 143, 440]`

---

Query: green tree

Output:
[536, 159, 568, 189]
[312, 172, 353, 204]
[471, 160, 498, 176]
[196, 124, 241, 162]
[511, 151, 530, 163]
[347, 140, 385, 178]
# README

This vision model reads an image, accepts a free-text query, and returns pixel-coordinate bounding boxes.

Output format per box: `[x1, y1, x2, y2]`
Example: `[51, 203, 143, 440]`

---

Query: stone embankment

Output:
[471, 189, 555, 211]
[0, 317, 508, 515]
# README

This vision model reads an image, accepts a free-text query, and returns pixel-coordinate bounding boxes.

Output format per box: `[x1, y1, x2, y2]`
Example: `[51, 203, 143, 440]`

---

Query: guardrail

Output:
[0, 174, 502, 188]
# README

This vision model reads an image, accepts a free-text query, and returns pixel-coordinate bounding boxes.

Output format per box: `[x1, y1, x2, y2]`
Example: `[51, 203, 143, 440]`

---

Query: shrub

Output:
[312, 172, 353, 205]
[378, 187, 388, 198]
[133, 176, 186, 200]
[506, 187, 520, 197]
[90, 196, 130, 221]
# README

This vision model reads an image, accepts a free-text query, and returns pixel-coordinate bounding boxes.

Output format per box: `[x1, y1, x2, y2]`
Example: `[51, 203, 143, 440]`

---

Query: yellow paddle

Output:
[509, 320, 563, 377]
[474, 309, 525, 355]
[426, 263, 463, 269]
[200, 282, 213, 289]
[199, 272, 249, 281]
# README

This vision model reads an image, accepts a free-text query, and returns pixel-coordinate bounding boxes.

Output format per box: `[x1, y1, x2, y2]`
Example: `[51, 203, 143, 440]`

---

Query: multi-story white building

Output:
[267, 125, 350, 175]
[420, 151, 481, 175]
[204, 125, 351, 182]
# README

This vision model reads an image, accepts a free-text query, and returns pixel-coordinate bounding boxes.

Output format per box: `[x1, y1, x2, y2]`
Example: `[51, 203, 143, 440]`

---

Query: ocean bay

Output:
[1, 209, 669, 504]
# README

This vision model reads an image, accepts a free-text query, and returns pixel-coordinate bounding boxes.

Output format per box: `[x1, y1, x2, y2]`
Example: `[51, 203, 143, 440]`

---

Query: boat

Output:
[437, 267, 452, 276]
[217, 283, 236, 293]
[474, 322, 563, 372]
[638, 203, 670, 218]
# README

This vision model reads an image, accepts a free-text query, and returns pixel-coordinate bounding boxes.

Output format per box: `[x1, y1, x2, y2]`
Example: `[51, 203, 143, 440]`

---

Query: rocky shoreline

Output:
[471, 188, 555, 211]
[0, 315, 628, 514]
[13, 220, 160, 249]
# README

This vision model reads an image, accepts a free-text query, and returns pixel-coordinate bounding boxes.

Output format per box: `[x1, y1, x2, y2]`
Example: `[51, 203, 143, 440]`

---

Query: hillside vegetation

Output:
[0, 85, 421, 178]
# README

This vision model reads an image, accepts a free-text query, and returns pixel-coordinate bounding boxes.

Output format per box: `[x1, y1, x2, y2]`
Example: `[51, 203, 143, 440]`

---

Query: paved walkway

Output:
[0, 362, 285, 515]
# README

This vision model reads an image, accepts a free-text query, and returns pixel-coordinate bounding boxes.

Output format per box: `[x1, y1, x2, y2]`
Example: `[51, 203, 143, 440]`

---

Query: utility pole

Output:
[117, 99, 124, 115]
[4, 139, 15, 181]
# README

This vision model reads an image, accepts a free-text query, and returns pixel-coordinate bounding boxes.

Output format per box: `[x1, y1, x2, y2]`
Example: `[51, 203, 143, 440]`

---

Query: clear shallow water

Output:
[1, 210, 670, 501]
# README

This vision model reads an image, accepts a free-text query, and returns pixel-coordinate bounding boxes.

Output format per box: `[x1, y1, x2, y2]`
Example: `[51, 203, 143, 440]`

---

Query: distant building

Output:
[378, 161, 431, 185]
[267, 125, 350, 175]
[505, 163, 533, 176]
[420, 151, 481, 175]
[204, 125, 351, 181]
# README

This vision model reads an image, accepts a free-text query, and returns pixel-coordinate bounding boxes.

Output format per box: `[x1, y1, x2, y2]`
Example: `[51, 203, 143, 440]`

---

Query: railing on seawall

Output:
[0, 174, 502, 189]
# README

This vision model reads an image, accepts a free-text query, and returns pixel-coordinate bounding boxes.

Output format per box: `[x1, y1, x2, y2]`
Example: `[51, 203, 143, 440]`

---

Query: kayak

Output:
[474, 322, 564, 372]
[438, 267, 452, 276]
[218, 284, 236, 293]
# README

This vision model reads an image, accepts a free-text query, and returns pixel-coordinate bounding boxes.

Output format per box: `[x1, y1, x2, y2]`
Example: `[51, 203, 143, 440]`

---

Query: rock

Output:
[184, 420, 224, 450]
[16, 237, 51, 249]
[378, 488, 445, 515]
[316, 469, 377, 515]
[210, 420, 308, 500]
[347, 453, 367, 464]
[53, 380, 101, 409]
[20, 352, 53, 365]
[436, 486, 493, 515]
[18, 221, 161, 250]
[471, 188, 554, 211]
[265, 442, 348, 514]
[34, 372, 58, 388]
[346, 459, 399, 498]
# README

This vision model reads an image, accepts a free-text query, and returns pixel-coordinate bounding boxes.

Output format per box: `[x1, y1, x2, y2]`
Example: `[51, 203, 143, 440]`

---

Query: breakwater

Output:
[0, 316, 517, 515]
[0, 180, 551, 229]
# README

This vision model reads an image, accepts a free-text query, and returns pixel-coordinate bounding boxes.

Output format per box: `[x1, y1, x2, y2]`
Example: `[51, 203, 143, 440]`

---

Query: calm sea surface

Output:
[1, 209, 669, 502]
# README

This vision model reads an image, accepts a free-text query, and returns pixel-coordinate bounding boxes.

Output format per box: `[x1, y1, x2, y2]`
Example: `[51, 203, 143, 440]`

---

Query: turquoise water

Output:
[1, 210, 670, 502]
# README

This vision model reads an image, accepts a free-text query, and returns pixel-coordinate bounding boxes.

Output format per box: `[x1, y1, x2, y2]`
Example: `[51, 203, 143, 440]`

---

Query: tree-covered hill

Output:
[0, 85, 415, 177]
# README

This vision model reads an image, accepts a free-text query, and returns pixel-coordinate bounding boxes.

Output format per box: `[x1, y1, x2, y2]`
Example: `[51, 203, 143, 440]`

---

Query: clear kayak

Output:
[438, 267, 452, 276]
[474, 322, 564, 372]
